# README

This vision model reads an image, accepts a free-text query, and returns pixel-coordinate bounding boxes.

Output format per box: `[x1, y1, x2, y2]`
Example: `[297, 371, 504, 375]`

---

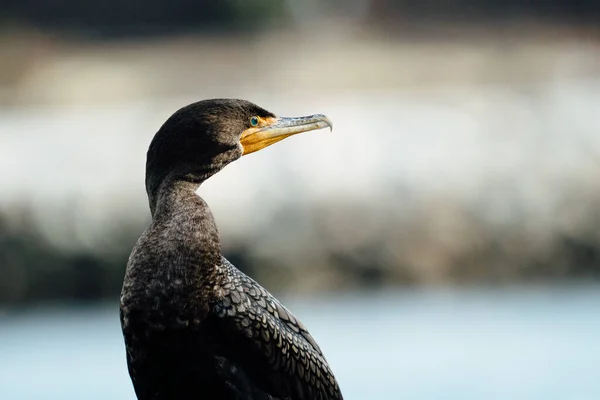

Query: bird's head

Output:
[145, 99, 332, 206]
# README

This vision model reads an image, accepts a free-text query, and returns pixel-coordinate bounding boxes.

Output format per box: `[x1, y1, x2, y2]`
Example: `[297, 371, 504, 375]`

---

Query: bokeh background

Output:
[1, 1, 600, 399]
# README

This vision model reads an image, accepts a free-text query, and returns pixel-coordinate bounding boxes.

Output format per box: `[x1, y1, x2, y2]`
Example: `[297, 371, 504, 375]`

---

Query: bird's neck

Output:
[147, 172, 207, 217]
[146, 151, 241, 216]
[151, 178, 203, 220]
[150, 178, 224, 284]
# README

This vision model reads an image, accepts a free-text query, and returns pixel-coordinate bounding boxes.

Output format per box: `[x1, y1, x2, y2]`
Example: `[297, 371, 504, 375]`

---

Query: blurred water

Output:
[1, 286, 599, 400]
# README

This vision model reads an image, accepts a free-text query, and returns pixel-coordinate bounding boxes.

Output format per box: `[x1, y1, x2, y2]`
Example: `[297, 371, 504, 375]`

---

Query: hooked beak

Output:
[240, 114, 333, 155]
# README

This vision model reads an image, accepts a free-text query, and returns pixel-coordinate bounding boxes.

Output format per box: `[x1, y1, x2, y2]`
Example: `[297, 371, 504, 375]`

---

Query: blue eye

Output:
[250, 116, 259, 126]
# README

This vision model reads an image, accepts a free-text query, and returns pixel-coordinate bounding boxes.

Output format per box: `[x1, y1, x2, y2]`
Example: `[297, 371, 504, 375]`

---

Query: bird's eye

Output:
[250, 116, 259, 127]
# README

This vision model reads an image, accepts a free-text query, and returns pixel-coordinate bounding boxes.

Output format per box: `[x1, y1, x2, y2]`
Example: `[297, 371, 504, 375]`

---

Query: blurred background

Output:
[1, 1, 600, 399]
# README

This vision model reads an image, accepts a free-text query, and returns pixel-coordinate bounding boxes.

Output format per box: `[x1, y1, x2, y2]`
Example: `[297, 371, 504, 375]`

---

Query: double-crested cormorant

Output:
[120, 99, 342, 400]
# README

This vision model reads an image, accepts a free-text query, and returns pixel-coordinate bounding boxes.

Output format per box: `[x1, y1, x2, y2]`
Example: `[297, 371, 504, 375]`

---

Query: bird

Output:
[120, 99, 342, 400]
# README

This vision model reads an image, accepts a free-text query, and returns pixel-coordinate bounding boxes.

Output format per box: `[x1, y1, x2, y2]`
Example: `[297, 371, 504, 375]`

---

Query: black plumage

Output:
[120, 99, 341, 400]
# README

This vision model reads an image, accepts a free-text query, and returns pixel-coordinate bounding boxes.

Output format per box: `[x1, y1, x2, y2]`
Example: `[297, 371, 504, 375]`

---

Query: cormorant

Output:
[120, 99, 342, 400]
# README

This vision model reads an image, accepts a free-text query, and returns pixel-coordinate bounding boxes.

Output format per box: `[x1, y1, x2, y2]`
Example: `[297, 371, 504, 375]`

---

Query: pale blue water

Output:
[1, 287, 599, 400]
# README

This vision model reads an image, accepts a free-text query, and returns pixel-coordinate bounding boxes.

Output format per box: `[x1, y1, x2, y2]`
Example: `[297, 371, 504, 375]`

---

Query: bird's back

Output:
[209, 258, 342, 399]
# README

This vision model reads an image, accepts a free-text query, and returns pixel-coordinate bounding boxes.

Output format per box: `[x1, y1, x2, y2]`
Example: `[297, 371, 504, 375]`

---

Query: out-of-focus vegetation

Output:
[0, 216, 129, 304]
[2, 191, 600, 305]
[1, 0, 599, 306]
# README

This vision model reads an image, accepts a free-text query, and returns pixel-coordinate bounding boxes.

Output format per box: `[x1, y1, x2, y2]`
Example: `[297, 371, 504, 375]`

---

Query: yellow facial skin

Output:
[240, 114, 333, 155]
